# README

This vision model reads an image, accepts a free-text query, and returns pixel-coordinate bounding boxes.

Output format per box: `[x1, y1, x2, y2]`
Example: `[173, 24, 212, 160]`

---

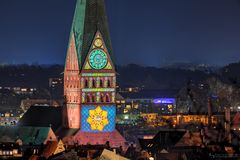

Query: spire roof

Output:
[67, 0, 113, 69]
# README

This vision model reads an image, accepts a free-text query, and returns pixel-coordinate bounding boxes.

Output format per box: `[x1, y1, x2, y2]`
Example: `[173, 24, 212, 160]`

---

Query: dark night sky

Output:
[0, 0, 240, 66]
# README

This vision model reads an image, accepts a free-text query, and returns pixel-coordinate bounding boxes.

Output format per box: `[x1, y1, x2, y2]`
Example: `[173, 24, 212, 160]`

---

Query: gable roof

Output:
[42, 140, 65, 159]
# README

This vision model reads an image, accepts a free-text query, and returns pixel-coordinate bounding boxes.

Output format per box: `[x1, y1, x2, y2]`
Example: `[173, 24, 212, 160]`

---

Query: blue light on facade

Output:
[153, 98, 175, 104]
[81, 105, 116, 132]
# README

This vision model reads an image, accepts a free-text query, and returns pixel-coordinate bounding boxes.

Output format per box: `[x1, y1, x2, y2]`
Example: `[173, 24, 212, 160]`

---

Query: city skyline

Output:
[0, 0, 240, 66]
[0, 0, 240, 159]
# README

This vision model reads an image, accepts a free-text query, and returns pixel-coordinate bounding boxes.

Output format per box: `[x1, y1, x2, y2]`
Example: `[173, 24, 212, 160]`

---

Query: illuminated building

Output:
[0, 143, 22, 158]
[49, 78, 63, 89]
[119, 90, 177, 114]
[0, 111, 24, 126]
[176, 115, 219, 126]
[49, 78, 63, 99]
[63, 0, 125, 147]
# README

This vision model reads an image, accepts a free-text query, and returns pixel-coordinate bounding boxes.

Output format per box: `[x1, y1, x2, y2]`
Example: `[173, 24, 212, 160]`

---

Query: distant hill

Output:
[0, 64, 63, 88]
[0, 63, 239, 111]
[161, 62, 220, 74]
[220, 62, 240, 86]
[117, 64, 212, 90]
[0, 64, 217, 90]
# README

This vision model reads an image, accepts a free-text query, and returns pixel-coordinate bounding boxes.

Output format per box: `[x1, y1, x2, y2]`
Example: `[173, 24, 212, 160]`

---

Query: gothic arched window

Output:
[107, 79, 111, 88]
[85, 79, 88, 88]
[100, 79, 103, 88]
[92, 79, 96, 88]
[86, 95, 90, 103]
[101, 94, 104, 102]
[92, 95, 95, 103]
[106, 94, 110, 103]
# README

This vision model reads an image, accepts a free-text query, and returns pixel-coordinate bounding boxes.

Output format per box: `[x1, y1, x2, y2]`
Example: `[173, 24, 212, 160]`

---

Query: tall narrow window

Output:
[92, 79, 96, 88]
[101, 94, 104, 102]
[107, 79, 111, 87]
[92, 95, 95, 103]
[85, 79, 88, 88]
[86, 95, 90, 103]
[106, 94, 110, 103]
[100, 79, 103, 88]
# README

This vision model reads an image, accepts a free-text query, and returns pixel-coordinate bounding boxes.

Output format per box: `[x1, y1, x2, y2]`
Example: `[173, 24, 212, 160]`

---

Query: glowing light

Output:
[82, 93, 85, 103]
[111, 92, 115, 103]
[104, 62, 113, 69]
[96, 92, 100, 102]
[124, 115, 129, 120]
[84, 62, 91, 70]
[82, 88, 114, 92]
[126, 105, 131, 109]
[87, 106, 109, 131]
[81, 106, 116, 132]
[89, 49, 107, 69]
[153, 98, 175, 104]
[82, 73, 115, 77]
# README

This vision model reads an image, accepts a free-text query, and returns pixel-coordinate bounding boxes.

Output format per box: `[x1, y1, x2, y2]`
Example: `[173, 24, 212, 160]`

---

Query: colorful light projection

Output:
[81, 105, 116, 132]
[153, 98, 175, 104]
[89, 49, 108, 69]
[82, 88, 115, 92]
[82, 73, 115, 77]
[87, 106, 109, 131]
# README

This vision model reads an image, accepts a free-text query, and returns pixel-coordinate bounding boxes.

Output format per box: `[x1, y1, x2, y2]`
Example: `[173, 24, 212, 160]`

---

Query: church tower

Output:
[64, 0, 116, 130]
[63, 0, 125, 148]
[63, 0, 125, 147]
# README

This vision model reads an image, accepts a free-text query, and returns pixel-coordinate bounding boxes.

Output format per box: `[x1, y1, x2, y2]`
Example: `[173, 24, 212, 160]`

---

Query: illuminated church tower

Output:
[63, 0, 125, 147]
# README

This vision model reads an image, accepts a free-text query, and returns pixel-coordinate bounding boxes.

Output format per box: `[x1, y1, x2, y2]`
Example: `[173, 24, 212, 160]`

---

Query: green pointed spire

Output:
[66, 0, 86, 69]
[66, 0, 114, 70]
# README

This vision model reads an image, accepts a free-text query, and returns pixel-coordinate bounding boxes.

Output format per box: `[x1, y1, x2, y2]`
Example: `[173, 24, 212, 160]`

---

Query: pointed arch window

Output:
[101, 94, 105, 103]
[100, 79, 103, 88]
[86, 95, 91, 103]
[85, 79, 88, 88]
[92, 79, 96, 88]
[92, 95, 95, 103]
[106, 94, 110, 103]
[107, 79, 111, 88]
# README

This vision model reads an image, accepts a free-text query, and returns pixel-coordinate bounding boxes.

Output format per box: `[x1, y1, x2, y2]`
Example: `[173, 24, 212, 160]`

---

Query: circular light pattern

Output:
[94, 38, 103, 47]
[89, 49, 107, 69]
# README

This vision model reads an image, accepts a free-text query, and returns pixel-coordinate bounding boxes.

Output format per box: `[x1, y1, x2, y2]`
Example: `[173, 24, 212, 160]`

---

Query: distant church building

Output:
[63, 0, 125, 147]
